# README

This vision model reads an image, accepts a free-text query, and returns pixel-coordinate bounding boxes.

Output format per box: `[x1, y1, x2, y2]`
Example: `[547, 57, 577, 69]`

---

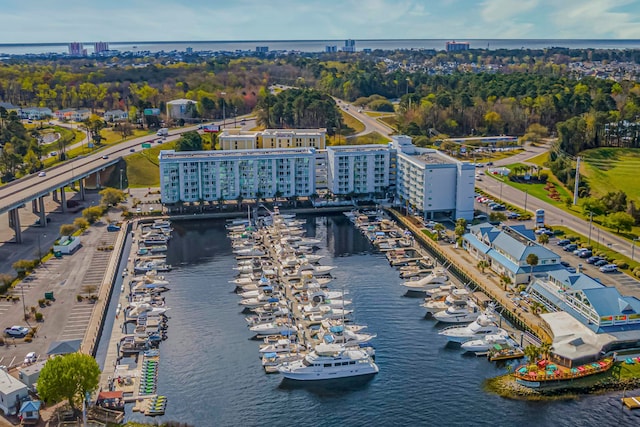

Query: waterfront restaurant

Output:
[463, 223, 562, 285]
[528, 270, 640, 366]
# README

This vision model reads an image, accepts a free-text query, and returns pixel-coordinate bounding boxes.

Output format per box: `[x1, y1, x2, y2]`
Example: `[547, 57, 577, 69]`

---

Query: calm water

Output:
[3, 39, 640, 55]
[122, 215, 640, 427]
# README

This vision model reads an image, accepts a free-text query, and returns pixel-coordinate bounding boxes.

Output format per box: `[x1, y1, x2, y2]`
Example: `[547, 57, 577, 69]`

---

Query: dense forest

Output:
[255, 88, 342, 131]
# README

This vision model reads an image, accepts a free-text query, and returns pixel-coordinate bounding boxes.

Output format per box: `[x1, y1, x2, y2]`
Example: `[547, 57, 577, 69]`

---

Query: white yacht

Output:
[460, 331, 514, 353]
[402, 267, 449, 295]
[438, 307, 503, 343]
[277, 343, 379, 381]
[422, 289, 470, 315]
[321, 327, 377, 346]
[432, 300, 480, 323]
[249, 321, 297, 336]
[259, 339, 305, 354]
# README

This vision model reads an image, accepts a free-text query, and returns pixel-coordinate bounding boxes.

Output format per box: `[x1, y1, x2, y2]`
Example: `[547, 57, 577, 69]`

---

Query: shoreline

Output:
[485, 367, 640, 401]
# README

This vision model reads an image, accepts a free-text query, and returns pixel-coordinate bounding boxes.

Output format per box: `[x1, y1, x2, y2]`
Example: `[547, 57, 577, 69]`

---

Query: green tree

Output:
[477, 260, 489, 273]
[526, 253, 539, 282]
[176, 131, 203, 151]
[115, 122, 134, 139]
[73, 217, 89, 231]
[433, 223, 445, 240]
[537, 233, 549, 245]
[604, 211, 635, 233]
[12, 259, 36, 277]
[82, 206, 103, 224]
[59, 224, 77, 236]
[524, 344, 541, 363]
[99, 188, 126, 206]
[37, 353, 100, 411]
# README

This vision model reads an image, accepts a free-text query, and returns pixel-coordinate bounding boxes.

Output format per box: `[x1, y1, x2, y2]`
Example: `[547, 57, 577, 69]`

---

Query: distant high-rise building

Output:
[445, 41, 470, 52]
[94, 41, 109, 54]
[342, 39, 356, 53]
[185, 47, 193, 54]
[255, 46, 269, 53]
[325, 45, 337, 53]
[69, 42, 86, 56]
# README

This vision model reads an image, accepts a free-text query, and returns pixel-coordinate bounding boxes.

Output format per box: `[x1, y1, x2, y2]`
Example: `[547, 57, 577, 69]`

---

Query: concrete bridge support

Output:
[79, 179, 86, 201]
[95, 171, 101, 190]
[8, 208, 22, 243]
[60, 187, 67, 213]
[31, 199, 38, 214]
[38, 196, 46, 227]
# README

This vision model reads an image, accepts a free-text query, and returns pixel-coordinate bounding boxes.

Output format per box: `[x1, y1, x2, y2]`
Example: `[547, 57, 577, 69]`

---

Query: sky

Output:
[3, 0, 640, 44]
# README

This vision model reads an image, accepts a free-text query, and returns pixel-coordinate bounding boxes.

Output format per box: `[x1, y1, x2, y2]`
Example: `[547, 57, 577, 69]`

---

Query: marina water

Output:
[124, 215, 640, 426]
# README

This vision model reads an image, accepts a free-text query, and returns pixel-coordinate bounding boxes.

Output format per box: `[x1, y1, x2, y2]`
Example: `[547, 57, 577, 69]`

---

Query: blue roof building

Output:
[463, 223, 562, 285]
[528, 269, 640, 365]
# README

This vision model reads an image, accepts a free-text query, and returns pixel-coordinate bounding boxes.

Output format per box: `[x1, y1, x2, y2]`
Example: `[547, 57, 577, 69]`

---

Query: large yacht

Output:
[460, 331, 515, 353]
[432, 299, 480, 323]
[438, 306, 503, 343]
[401, 267, 449, 295]
[277, 343, 379, 381]
[422, 288, 469, 316]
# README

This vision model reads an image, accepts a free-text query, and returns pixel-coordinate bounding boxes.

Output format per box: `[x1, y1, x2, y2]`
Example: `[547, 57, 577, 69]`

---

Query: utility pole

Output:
[524, 190, 528, 213]
[119, 169, 123, 191]
[588, 211, 593, 244]
[573, 156, 581, 205]
[221, 92, 226, 128]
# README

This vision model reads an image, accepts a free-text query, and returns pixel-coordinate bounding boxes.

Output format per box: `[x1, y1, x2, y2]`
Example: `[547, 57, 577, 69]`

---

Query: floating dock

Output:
[622, 396, 640, 409]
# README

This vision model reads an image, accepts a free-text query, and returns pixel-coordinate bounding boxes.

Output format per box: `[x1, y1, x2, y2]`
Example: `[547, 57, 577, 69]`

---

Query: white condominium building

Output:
[326, 145, 391, 196]
[393, 136, 475, 221]
[159, 148, 316, 204]
[219, 128, 326, 150]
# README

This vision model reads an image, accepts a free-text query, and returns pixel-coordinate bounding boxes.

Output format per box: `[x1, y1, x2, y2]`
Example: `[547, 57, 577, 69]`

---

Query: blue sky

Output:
[4, 0, 640, 43]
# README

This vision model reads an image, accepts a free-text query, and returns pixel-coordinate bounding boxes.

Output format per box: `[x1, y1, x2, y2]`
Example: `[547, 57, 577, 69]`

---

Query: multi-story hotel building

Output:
[393, 136, 475, 221]
[159, 148, 316, 204]
[159, 133, 475, 221]
[218, 129, 326, 151]
[326, 145, 390, 196]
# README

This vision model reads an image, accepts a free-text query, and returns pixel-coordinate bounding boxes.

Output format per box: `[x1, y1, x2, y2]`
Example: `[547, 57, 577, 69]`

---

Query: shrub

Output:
[34, 312, 43, 322]
[24, 336, 32, 343]
[76, 294, 84, 302]
[614, 260, 629, 269]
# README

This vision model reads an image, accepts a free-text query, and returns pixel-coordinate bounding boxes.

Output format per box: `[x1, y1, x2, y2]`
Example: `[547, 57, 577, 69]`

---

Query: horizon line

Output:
[1, 37, 639, 47]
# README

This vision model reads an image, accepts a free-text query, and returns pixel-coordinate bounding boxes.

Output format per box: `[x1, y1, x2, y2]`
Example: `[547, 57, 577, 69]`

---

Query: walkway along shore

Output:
[387, 208, 552, 343]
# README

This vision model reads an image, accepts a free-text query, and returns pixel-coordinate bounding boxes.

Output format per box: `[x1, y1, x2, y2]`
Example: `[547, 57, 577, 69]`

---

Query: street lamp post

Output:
[524, 190, 528, 213]
[220, 92, 226, 128]
[632, 238, 640, 261]
[588, 211, 593, 244]
[499, 180, 503, 203]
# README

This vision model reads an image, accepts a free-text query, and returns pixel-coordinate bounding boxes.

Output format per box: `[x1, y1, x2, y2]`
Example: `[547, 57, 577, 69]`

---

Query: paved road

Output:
[335, 101, 395, 138]
[475, 143, 638, 260]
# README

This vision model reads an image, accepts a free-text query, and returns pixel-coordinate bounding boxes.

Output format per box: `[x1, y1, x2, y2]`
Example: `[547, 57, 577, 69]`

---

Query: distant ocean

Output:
[2, 39, 640, 55]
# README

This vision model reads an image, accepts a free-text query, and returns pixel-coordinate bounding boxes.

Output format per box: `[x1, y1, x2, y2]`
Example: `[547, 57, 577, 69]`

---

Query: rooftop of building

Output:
[219, 128, 327, 137]
[327, 144, 390, 153]
[159, 147, 316, 161]
[167, 98, 197, 105]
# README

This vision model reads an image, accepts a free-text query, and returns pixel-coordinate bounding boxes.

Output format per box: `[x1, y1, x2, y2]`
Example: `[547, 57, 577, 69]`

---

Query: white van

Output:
[156, 128, 169, 136]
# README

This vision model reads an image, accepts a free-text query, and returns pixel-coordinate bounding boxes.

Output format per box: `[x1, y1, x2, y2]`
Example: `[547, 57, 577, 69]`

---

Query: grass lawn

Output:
[378, 116, 397, 130]
[581, 148, 640, 204]
[347, 132, 391, 145]
[41, 128, 153, 168]
[490, 161, 573, 210]
[341, 111, 365, 134]
[125, 141, 176, 188]
[364, 111, 395, 118]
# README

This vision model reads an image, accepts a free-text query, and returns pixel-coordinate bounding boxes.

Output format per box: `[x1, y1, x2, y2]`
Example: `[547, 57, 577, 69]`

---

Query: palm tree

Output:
[526, 253, 539, 283]
[477, 260, 489, 273]
[539, 342, 552, 361]
[537, 233, 549, 245]
[433, 223, 445, 240]
[524, 344, 541, 363]
[499, 274, 512, 290]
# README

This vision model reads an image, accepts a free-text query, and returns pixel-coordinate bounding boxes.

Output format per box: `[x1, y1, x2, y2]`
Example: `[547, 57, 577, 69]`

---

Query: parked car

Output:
[506, 212, 520, 219]
[560, 261, 571, 267]
[4, 326, 29, 338]
[535, 228, 550, 235]
[566, 267, 577, 273]
[24, 352, 37, 364]
[573, 248, 587, 255]
[600, 264, 618, 273]
[491, 204, 506, 211]
[563, 244, 578, 252]
[578, 250, 593, 258]
[594, 259, 609, 267]
[586, 256, 602, 264]
[556, 239, 571, 246]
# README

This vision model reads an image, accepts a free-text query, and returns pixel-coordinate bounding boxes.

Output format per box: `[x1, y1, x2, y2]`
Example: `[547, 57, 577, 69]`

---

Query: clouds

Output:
[1, 0, 640, 43]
